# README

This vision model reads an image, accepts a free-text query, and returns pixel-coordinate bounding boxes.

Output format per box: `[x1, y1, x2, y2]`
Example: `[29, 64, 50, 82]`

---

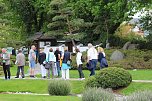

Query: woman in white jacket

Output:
[76, 48, 85, 80]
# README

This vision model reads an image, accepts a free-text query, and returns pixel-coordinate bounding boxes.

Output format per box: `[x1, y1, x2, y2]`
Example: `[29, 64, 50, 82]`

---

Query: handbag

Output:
[45, 62, 51, 69]
[67, 60, 71, 66]
[86, 60, 93, 70]
[45, 53, 51, 69]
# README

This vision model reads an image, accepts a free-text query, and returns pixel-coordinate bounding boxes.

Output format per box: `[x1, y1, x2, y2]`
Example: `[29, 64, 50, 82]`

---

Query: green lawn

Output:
[9, 66, 152, 80]
[0, 79, 84, 94]
[128, 70, 152, 80]
[0, 94, 81, 101]
[121, 82, 152, 95]
[1, 66, 152, 98]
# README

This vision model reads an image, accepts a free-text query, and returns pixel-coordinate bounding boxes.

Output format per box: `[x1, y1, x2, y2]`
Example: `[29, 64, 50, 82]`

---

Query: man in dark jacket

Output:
[54, 48, 61, 77]
[38, 49, 46, 78]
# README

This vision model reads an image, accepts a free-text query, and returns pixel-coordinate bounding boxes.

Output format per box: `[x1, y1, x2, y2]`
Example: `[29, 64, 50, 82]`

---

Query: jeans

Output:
[16, 66, 24, 78]
[78, 64, 84, 78]
[3, 63, 11, 79]
[89, 59, 97, 76]
[47, 61, 55, 79]
[56, 62, 60, 76]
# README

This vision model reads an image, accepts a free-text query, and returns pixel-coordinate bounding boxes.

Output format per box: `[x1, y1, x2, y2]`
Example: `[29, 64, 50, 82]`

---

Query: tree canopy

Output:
[0, 0, 151, 47]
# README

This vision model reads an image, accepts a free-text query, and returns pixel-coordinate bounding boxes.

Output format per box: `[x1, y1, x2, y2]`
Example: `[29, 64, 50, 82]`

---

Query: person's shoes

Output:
[30, 75, 35, 78]
[15, 77, 19, 78]
[78, 78, 81, 80]
[81, 78, 85, 80]
[22, 76, 25, 78]
[42, 76, 46, 78]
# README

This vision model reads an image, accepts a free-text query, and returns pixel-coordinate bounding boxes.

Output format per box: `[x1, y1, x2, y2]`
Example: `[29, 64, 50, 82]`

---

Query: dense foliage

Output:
[85, 67, 132, 89]
[70, 49, 152, 70]
[0, 0, 151, 47]
[48, 80, 71, 96]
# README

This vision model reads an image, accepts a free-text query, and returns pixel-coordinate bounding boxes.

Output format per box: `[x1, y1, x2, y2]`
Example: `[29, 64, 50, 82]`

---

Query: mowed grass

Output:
[9, 66, 152, 80]
[128, 70, 152, 80]
[121, 82, 152, 95]
[0, 94, 81, 101]
[0, 79, 84, 94]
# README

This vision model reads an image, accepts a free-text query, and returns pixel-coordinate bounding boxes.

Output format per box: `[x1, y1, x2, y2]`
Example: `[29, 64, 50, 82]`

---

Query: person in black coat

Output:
[98, 47, 108, 69]
[38, 49, 46, 78]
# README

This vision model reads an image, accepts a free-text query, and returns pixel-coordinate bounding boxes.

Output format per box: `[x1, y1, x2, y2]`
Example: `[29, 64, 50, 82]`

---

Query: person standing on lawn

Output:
[54, 48, 61, 77]
[38, 48, 46, 78]
[46, 48, 56, 79]
[15, 49, 25, 78]
[98, 47, 108, 69]
[87, 43, 98, 76]
[28, 45, 36, 78]
[61, 47, 71, 80]
[1, 48, 11, 80]
[76, 48, 85, 80]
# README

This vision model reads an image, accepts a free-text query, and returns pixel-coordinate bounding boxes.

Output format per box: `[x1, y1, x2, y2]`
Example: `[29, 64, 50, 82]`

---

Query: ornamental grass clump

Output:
[124, 90, 152, 101]
[82, 87, 115, 101]
[48, 80, 71, 96]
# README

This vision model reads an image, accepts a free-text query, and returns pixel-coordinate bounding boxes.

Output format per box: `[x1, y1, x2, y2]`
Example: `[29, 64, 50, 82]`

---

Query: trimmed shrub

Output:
[95, 67, 132, 89]
[48, 80, 71, 96]
[125, 90, 152, 101]
[84, 76, 100, 88]
[82, 87, 115, 101]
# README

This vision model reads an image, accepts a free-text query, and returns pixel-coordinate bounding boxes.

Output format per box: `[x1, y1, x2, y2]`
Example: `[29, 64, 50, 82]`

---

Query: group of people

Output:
[0, 43, 108, 80]
[87, 43, 108, 76]
[27, 45, 71, 80]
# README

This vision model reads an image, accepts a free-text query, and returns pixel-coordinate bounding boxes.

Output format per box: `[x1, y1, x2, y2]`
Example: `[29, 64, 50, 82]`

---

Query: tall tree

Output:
[7, 0, 51, 36]
[47, 0, 91, 41]
[0, 0, 23, 47]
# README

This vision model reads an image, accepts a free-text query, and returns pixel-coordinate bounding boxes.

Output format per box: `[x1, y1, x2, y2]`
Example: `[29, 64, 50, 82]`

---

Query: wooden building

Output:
[27, 32, 57, 50]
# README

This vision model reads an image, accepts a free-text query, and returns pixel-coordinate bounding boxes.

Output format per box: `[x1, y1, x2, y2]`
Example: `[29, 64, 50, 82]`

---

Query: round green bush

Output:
[125, 90, 152, 101]
[95, 67, 132, 89]
[84, 76, 100, 88]
[82, 87, 115, 101]
[48, 80, 71, 96]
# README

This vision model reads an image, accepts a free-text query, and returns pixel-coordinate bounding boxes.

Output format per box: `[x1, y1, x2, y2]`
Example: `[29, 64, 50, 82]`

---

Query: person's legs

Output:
[30, 61, 35, 77]
[89, 60, 95, 76]
[16, 66, 20, 78]
[62, 69, 65, 79]
[41, 64, 44, 77]
[41, 64, 46, 77]
[47, 68, 50, 79]
[51, 62, 55, 79]
[20, 66, 24, 78]
[53, 63, 57, 76]
[56, 62, 60, 77]
[79, 64, 84, 78]
[6, 65, 11, 79]
[66, 69, 69, 79]
[29, 62, 32, 76]
[78, 65, 81, 78]
[3, 63, 7, 79]
[92, 59, 97, 75]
